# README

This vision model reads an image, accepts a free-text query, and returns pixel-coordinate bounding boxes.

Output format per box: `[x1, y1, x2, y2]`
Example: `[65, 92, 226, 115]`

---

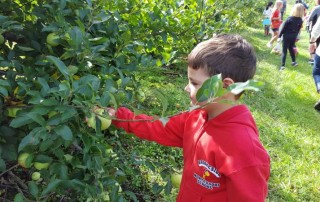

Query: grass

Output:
[243, 26, 320, 201]
[133, 25, 320, 201]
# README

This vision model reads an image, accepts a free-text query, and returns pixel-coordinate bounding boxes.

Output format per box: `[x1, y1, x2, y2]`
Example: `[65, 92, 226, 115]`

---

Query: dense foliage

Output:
[0, 0, 262, 201]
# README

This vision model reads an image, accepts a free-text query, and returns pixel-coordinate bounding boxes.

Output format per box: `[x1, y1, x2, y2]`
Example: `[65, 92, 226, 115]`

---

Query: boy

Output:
[109, 34, 270, 201]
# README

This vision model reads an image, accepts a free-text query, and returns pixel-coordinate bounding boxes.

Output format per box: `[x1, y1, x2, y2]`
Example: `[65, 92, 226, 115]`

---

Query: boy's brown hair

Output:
[187, 34, 257, 83]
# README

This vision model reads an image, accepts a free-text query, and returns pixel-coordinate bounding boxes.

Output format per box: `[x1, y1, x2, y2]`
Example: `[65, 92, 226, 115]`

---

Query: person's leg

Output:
[280, 37, 288, 70]
[288, 39, 296, 65]
[264, 25, 268, 36]
[313, 54, 320, 93]
[267, 29, 279, 47]
[313, 54, 320, 111]
[270, 30, 279, 44]
[281, 39, 288, 66]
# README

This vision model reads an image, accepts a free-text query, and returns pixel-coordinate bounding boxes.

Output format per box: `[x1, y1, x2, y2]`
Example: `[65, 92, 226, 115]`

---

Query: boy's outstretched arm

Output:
[110, 107, 187, 147]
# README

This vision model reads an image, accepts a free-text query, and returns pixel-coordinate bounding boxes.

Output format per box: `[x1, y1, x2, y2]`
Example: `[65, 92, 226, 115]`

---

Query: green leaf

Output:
[164, 179, 173, 195]
[28, 94, 45, 104]
[0, 79, 10, 87]
[34, 154, 53, 163]
[10, 114, 34, 128]
[100, 91, 118, 108]
[152, 183, 163, 195]
[27, 112, 46, 126]
[78, 75, 100, 91]
[60, 108, 77, 122]
[0, 86, 8, 97]
[17, 46, 35, 51]
[150, 89, 168, 117]
[1, 144, 17, 161]
[227, 80, 264, 95]
[93, 12, 111, 24]
[124, 191, 138, 202]
[50, 163, 69, 180]
[46, 56, 69, 80]
[145, 161, 155, 172]
[41, 179, 62, 196]
[69, 26, 83, 50]
[196, 74, 223, 103]
[54, 125, 73, 141]
[14, 193, 24, 202]
[38, 77, 50, 96]
[28, 181, 39, 197]
[18, 127, 44, 152]
[0, 158, 5, 172]
[40, 98, 59, 106]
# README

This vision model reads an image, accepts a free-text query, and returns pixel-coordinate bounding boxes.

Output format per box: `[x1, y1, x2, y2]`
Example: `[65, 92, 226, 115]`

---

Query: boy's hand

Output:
[107, 108, 116, 117]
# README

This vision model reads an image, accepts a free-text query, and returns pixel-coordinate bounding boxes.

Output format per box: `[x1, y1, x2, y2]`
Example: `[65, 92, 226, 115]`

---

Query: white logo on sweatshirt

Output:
[198, 160, 221, 178]
[194, 160, 221, 190]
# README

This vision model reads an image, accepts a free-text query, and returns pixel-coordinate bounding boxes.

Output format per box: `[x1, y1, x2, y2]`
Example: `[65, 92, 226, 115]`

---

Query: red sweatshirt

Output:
[113, 105, 270, 202]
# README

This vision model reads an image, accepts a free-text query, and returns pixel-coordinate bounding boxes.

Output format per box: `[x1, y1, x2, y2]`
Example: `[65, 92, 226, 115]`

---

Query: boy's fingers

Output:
[107, 108, 116, 116]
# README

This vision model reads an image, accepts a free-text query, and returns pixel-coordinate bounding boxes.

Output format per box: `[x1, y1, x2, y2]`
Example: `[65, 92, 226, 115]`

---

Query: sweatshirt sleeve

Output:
[311, 16, 320, 39]
[112, 107, 186, 147]
[226, 165, 270, 202]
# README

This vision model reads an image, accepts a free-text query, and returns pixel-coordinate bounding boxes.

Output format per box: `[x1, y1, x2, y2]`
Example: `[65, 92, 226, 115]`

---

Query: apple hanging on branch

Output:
[31, 172, 41, 181]
[86, 107, 112, 131]
[34, 162, 50, 170]
[171, 173, 182, 189]
[46, 32, 60, 47]
[17, 152, 33, 168]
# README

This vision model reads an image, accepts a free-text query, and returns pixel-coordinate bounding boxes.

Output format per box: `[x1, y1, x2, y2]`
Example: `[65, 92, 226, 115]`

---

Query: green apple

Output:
[101, 192, 110, 201]
[34, 162, 50, 170]
[46, 33, 60, 47]
[87, 108, 112, 131]
[0, 34, 4, 45]
[18, 153, 32, 168]
[171, 173, 182, 188]
[135, 89, 146, 102]
[87, 114, 96, 128]
[31, 172, 41, 181]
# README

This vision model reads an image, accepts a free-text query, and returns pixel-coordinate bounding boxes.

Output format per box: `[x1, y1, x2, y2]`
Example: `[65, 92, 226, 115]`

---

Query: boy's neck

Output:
[204, 94, 238, 120]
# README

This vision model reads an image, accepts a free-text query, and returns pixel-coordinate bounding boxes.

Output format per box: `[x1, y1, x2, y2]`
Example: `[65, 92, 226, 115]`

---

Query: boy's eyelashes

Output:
[189, 81, 199, 86]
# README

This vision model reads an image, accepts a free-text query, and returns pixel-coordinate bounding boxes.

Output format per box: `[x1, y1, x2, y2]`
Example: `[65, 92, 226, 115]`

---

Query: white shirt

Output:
[263, 8, 273, 19]
[311, 17, 320, 55]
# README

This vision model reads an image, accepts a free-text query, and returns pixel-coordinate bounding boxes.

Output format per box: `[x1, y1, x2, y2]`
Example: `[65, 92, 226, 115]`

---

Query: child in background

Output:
[109, 34, 270, 201]
[263, 2, 274, 36]
[306, 0, 320, 64]
[281, 0, 287, 20]
[267, 0, 284, 48]
[309, 8, 320, 111]
[279, 3, 305, 71]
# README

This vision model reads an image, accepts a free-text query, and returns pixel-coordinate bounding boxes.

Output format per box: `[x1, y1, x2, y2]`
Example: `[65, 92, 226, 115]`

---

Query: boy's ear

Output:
[222, 78, 234, 88]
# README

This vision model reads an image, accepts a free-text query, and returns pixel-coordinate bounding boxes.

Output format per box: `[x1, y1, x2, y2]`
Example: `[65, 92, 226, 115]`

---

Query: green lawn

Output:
[244, 26, 320, 201]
